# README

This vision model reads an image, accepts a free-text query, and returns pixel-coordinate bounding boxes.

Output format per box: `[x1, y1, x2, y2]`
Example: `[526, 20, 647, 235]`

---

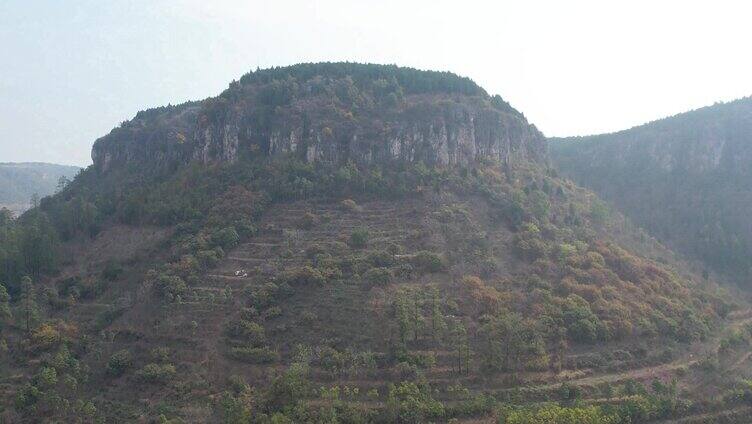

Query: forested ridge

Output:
[550, 97, 752, 284]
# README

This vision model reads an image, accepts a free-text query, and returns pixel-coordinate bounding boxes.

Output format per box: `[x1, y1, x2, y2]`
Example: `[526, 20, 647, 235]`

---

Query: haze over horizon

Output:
[3, 0, 752, 166]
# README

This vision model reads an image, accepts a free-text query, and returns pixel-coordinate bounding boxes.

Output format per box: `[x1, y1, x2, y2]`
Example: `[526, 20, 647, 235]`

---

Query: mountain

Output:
[0, 64, 749, 423]
[90, 62, 545, 173]
[550, 97, 752, 284]
[0, 162, 80, 214]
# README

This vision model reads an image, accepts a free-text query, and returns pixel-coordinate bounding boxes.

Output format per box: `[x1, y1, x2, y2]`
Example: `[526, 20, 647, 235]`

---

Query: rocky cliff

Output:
[92, 63, 547, 172]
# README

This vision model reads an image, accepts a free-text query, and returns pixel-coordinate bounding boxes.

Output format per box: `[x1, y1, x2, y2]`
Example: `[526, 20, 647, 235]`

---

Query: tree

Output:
[552, 328, 568, 374]
[56, 176, 71, 193]
[412, 289, 424, 341]
[394, 291, 412, 348]
[107, 350, 133, 377]
[19, 276, 39, 334]
[448, 318, 469, 374]
[429, 286, 446, 340]
[0, 283, 11, 333]
[349, 228, 369, 249]
[18, 210, 58, 277]
[478, 312, 548, 374]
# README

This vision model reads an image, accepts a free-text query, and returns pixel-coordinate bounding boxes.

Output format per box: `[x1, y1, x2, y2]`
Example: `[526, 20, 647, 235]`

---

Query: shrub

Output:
[297, 212, 318, 230]
[349, 229, 369, 248]
[558, 243, 578, 262]
[107, 350, 132, 377]
[368, 250, 395, 267]
[505, 404, 615, 424]
[569, 318, 598, 343]
[386, 381, 445, 422]
[137, 363, 176, 384]
[197, 249, 223, 269]
[590, 200, 610, 224]
[263, 306, 282, 320]
[393, 263, 414, 278]
[300, 310, 317, 324]
[225, 320, 266, 346]
[305, 244, 327, 259]
[513, 234, 549, 261]
[212, 227, 240, 249]
[246, 282, 279, 308]
[386, 243, 402, 257]
[528, 190, 550, 220]
[102, 262, 124, 281]
[398, 351, 436, 369]
[282, 266, 326, 285]
[228, 346, 279, 363]
[35, 366, 58, 389]
[411, 251, 444, 273]
[94, 307, 126, 331]
[50, 277, 105, 303]
[147, 270, 187, 301]
[720, 328, 748, 352]
[14, 384, 41, 412]
[235, 219, 258, 238]
[394, 362, 418, 380]
[240, 307, 259, 321]
[151, 347, 170, 363]
[562, 295, 601, 343]
[29, 323, 62, 352]
[363, 267, 392, 286]
[340, 199, 361, 212]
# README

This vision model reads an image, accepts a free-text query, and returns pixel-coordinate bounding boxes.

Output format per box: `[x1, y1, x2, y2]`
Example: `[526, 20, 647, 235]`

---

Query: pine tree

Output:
[19, 276, 39, 334]
[429, 286, 446, 340]
[449, 318, 468, 374]
[394, 292, 411, 347]
[412, 289, 422, 341]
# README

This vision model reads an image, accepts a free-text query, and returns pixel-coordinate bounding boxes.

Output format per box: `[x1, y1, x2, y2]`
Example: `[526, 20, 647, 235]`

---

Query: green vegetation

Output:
[136, 363, 176, 384]
[349, 228, 369, 249]
[106, 350, 133, 377]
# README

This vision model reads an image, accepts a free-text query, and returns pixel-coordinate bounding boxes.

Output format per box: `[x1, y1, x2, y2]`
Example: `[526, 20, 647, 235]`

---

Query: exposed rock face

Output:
[92, 64, 547, 173]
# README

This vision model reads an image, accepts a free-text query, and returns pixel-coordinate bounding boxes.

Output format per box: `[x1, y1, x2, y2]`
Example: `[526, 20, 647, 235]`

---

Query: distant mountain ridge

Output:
[550, 96, 752, 282]
[0, 162, 81, 214]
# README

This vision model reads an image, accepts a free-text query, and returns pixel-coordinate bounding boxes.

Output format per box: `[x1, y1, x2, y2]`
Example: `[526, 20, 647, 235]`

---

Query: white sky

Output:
[2, 0, 752, 166]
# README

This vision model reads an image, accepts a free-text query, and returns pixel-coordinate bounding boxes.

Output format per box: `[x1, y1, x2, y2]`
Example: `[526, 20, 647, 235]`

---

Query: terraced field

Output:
[130, 196, 752, 422]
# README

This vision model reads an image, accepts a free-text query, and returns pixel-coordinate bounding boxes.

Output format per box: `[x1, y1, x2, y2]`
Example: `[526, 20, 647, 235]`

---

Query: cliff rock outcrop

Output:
[92, 63, 547, 172]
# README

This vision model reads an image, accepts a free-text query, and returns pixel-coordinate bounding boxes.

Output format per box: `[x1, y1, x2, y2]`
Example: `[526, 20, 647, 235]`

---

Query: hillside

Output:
[0, 162, 80, 215]
[549, 97, 752, 284]
[0, 64, 750, 423]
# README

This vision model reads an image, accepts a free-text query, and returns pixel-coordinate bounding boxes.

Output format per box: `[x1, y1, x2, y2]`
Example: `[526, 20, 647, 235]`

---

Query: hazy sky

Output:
[2, 0, 752, 166]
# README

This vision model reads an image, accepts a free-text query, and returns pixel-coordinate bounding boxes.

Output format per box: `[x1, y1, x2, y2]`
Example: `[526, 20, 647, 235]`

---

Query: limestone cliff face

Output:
[550, 98, 752, 177]
[92, 63, 547, 173]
